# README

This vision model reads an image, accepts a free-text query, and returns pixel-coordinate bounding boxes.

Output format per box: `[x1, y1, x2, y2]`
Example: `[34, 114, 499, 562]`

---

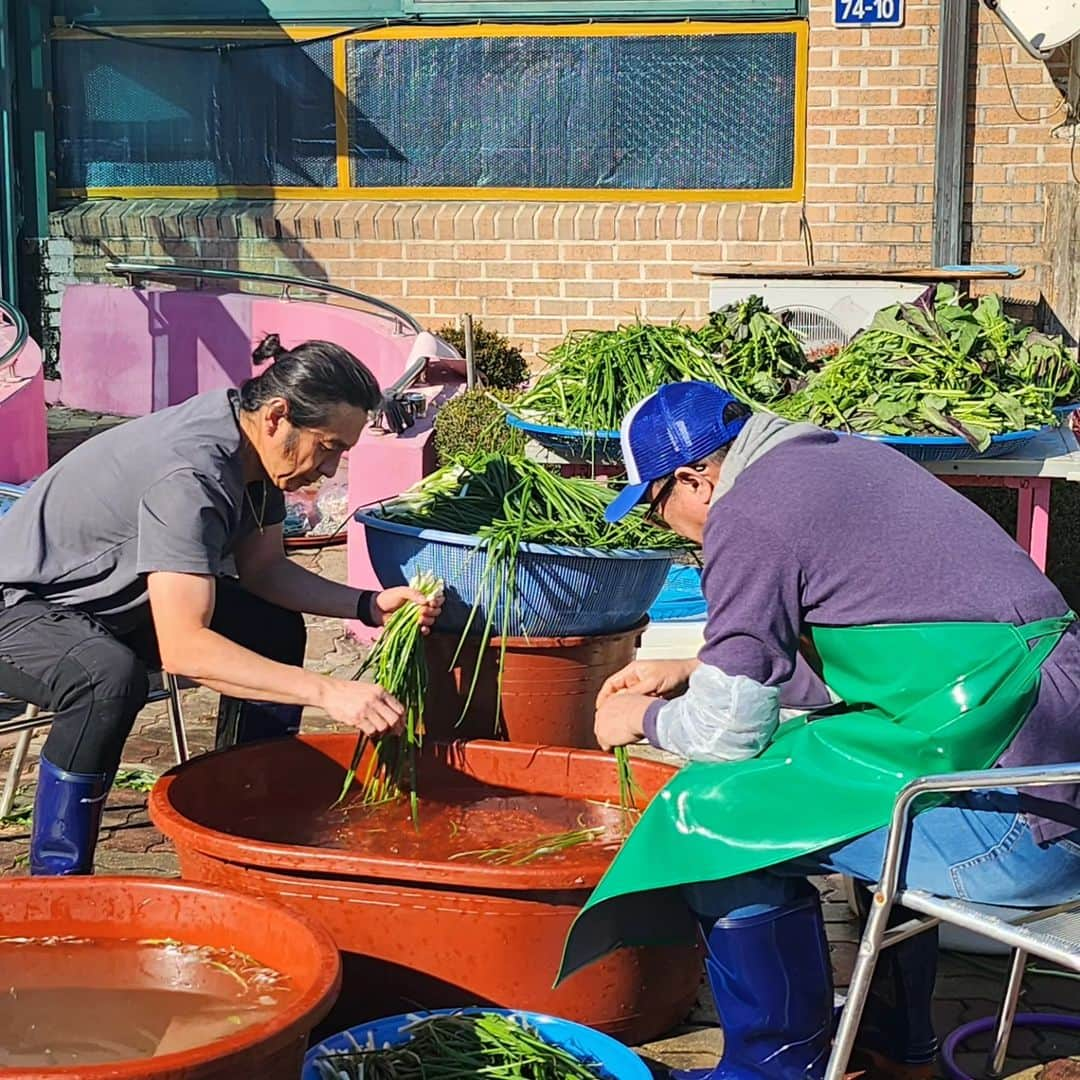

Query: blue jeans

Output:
[684, 789, 1080, 918]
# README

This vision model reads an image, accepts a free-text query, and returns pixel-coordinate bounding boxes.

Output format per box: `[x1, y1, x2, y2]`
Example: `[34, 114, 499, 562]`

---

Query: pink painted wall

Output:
[60, 286, 256, 415]
[0, 331, 48, 484]
[59, 285, 439, 416]
[55, 283, 466, 638]
[250, 298, 414, 391]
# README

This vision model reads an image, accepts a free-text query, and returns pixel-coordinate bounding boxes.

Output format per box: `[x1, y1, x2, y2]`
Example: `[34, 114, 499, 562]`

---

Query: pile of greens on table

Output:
[507, 286, 1080, 452]
[775, 284, 1080, 451]
[509, 296, 811, 433]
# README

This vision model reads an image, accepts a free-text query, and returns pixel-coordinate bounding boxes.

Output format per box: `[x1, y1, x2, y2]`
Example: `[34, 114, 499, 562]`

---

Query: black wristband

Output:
[355, 589, 379, 627]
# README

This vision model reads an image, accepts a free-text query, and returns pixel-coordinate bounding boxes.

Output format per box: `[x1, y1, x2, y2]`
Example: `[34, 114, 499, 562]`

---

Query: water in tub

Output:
[233, 779, 635, 869]
[0, 936, 294, 1066]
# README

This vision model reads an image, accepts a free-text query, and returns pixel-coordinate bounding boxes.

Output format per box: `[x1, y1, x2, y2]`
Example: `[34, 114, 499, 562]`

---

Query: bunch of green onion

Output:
[377, 454, 685, 812]
[382, 454, 687, 552]
[337, 571, 444, 826]
[509, 300, 809, 433]
[310, 1011, 607, 1079]
[614, 747, 641, 813]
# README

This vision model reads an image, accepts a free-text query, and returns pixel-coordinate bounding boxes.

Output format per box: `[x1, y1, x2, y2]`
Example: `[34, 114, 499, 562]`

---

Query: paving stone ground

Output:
[2, 408, 1080, 1077]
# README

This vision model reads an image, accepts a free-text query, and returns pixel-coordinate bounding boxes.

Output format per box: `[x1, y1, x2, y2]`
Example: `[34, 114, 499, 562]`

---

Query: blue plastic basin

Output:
[303, 1007, 651, 1080]
[357, 511, 673, 638]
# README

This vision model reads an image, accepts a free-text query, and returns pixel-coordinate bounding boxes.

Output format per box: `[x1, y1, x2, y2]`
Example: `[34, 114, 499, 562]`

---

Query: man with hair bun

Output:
[0, 335, 442, 876]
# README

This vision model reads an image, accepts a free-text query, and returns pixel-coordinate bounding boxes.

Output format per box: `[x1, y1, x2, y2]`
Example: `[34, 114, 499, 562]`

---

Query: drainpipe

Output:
[0, 0, 18, 303]
[12, 0, 53, 315]
[932, 0, 973, 267]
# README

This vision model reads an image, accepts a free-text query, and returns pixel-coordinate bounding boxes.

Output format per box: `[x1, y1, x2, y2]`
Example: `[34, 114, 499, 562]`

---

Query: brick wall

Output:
[41, 0, 1080, 371]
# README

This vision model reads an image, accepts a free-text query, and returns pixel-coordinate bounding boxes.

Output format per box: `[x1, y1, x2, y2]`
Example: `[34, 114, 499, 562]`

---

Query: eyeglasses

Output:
[644, 475, 676, 528]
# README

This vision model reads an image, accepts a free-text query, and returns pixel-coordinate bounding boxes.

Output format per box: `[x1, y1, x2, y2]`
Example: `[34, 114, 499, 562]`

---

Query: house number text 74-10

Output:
[834, 0, 904, 27]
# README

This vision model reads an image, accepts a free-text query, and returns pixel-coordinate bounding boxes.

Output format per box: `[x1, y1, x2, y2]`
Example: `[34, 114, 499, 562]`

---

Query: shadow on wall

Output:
[960, 471, 1080, 611]
[960, 21, 1079, 344]
[46, 0, 358, 375]
[54, 0, 342, 208]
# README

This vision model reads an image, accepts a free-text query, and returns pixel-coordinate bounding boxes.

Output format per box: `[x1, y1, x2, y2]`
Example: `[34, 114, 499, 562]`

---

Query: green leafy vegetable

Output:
[509, 299, 813, 433]
[776, 285, 1080, 450]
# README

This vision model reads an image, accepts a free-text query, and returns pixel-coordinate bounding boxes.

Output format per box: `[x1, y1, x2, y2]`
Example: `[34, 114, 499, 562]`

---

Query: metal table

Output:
[924, 423, 1080, 573]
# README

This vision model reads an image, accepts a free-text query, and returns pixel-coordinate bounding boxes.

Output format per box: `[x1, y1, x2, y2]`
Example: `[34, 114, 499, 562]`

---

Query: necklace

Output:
[245, 483, 267, 535]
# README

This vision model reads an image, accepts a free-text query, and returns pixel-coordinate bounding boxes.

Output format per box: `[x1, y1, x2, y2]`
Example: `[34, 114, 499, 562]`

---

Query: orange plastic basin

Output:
[422, 620, 645, 748]
[149, 735, 700, 1045]
[0, 876, 341, 1080]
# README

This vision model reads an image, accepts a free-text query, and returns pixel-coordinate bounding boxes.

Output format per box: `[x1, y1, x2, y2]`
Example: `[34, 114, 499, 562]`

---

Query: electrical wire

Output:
[990, 17, 1069, 124]
[799, 204, 815, 267]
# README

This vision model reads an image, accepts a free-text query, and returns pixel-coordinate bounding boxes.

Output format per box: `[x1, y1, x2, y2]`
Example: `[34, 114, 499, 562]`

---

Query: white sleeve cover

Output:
[652, 662, 781, 763]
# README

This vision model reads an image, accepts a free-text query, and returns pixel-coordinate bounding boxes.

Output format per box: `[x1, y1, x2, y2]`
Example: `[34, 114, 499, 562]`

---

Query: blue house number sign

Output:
[834, 0, 904, 27]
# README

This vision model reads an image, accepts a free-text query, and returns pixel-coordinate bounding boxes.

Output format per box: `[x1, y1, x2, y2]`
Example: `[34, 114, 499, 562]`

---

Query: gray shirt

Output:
[0, 389, 284, 633]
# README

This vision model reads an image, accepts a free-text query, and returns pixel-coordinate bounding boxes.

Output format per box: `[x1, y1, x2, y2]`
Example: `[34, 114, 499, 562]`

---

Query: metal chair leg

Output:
[0, 706, 39, 818]
[825, 888, 897, 1080]
[164, 674, 189, 764]
[986, 947, 1027, 1078]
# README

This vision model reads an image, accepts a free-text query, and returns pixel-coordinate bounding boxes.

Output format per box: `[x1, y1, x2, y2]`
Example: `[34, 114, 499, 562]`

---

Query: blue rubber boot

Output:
[671, 894, 833, 1080]
[29, 754, 109, 876]
[839, 888, 938, 1077]
[850, 919, 938, 1076]
[215, 697, 303, 749]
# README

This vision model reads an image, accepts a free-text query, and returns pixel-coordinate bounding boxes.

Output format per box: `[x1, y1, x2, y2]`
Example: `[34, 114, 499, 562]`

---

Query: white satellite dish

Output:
[984, 0, 1080, 59]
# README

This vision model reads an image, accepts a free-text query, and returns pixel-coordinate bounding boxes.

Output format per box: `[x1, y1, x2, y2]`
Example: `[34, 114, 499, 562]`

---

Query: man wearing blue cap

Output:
[582, 381, 1080, 1080]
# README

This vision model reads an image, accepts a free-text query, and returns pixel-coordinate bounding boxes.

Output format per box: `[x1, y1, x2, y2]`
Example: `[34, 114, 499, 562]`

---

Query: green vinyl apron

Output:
[559, 613, 1076, 981]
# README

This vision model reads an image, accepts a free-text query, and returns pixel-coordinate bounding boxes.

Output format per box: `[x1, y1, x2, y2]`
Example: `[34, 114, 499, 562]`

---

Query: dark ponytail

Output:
[252, 333, 287, 365]
[241, 335, 383, 427]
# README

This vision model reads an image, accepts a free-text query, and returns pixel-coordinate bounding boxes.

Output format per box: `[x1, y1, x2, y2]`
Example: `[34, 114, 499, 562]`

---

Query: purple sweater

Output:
[644, 427, 1080, 845]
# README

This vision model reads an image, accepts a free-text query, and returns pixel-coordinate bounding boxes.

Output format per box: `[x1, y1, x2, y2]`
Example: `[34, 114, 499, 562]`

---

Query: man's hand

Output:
[595, 693, 654, 751]
[597, 658, 699, 707]
[320, 679, 406, 736]
[372, 586, 445, 634]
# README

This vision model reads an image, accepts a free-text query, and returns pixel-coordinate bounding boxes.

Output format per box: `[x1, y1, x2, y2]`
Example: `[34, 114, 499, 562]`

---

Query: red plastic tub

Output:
[0, 876, 341, 1080]
[422, 619, 645, 748]
[149, 735, 700, 1045]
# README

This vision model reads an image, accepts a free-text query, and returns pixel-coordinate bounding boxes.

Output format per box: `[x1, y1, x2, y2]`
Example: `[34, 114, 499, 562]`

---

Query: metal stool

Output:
[0, 671, 189, 818]
[826, 762, 1080, 1080]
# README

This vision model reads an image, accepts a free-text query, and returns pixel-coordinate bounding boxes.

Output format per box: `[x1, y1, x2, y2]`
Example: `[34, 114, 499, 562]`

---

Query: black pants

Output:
[0, 579, 306, 774]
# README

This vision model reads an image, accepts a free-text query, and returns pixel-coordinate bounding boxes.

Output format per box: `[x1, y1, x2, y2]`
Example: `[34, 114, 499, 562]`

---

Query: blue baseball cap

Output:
[604, 382, 749, 523]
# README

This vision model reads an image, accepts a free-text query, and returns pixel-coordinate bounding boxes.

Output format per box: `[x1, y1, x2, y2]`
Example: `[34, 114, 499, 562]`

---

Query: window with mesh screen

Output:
[53, 36, 337, 189]
[346, 29, 801, 193]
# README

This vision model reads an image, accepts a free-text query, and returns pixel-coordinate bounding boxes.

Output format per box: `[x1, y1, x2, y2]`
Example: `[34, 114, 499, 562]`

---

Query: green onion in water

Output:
[337, 571, 444, 826]
[446, 826, 608, 867]
[613, 746, 642, 814]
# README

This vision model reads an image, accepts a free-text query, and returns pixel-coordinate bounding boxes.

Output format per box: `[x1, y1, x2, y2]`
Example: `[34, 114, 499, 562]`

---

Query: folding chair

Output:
[827, 762, 1080, 1080]
[0, 671, 189, 819]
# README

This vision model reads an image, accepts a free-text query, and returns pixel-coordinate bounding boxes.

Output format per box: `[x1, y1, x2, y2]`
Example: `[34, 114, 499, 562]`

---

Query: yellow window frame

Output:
[53, 19, 808, 204]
